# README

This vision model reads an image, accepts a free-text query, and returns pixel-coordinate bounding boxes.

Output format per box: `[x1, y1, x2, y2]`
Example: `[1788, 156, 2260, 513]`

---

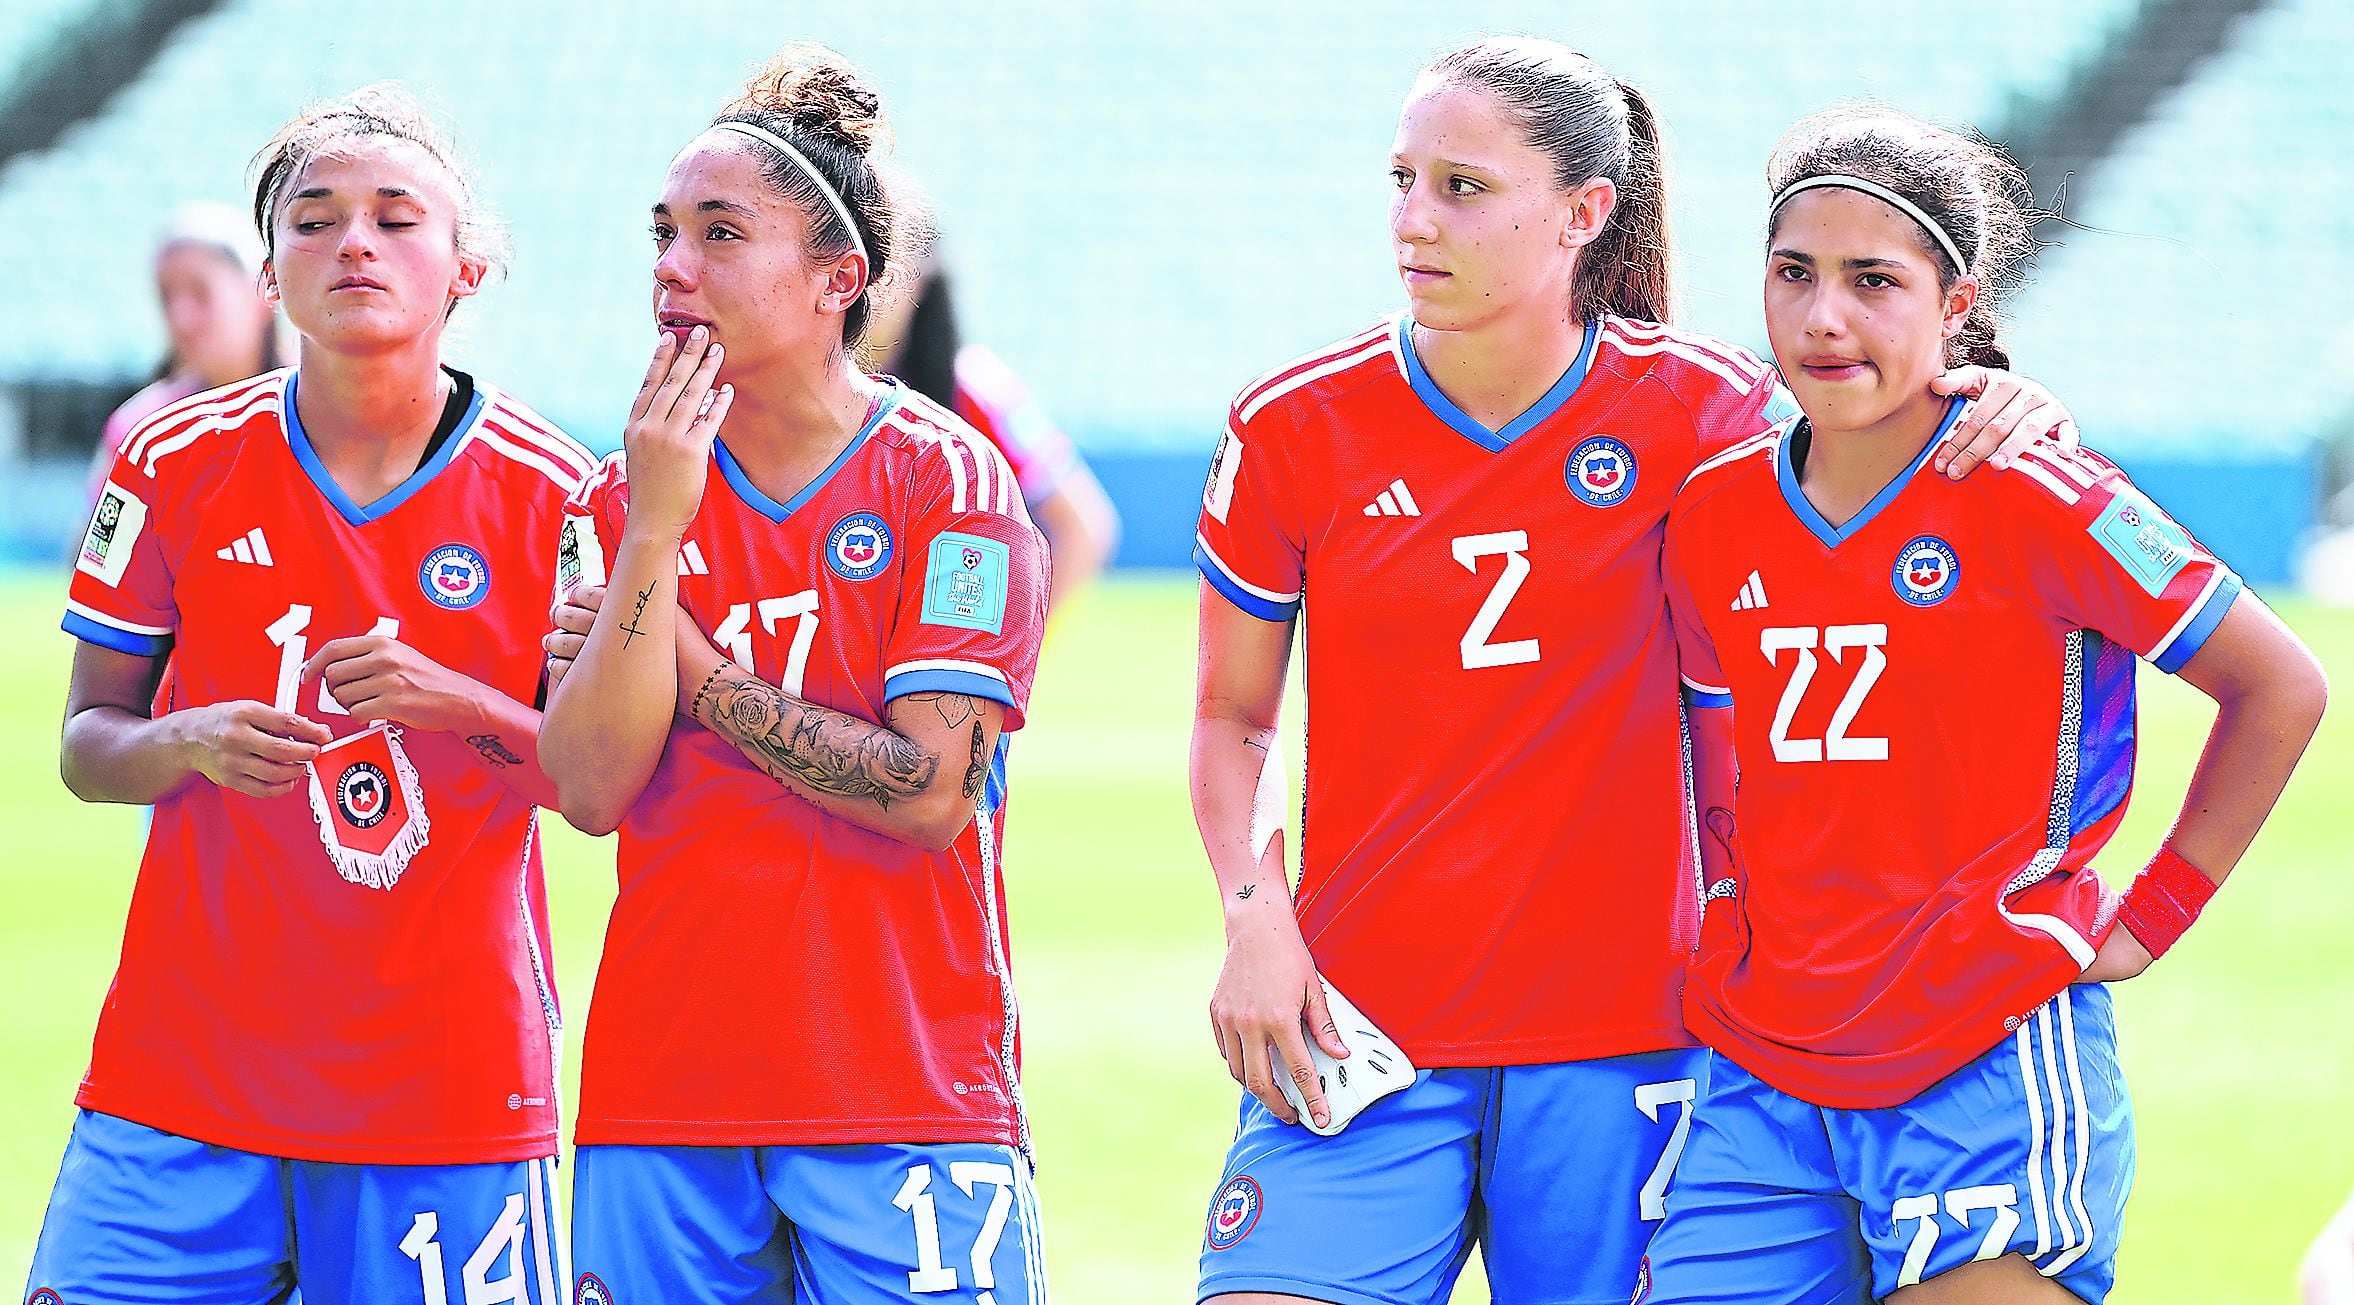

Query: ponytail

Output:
[1573, 79, 1672, 323]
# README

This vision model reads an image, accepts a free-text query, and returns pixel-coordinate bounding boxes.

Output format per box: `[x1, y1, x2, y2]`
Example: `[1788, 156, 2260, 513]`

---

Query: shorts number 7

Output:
[1635, 1078, 1699, 1221]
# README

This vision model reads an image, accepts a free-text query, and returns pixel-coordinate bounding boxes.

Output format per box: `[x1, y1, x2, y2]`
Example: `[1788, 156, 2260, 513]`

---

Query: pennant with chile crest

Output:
[303, 723, 431, 889]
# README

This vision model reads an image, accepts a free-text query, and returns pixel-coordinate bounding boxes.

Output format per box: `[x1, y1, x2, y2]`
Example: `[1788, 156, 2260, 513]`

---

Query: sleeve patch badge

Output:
[77, 480, 149, 589]
[2088, 486, 2193, 598]
[922, 532, 1011, 634]
[558, 513, 607, 593]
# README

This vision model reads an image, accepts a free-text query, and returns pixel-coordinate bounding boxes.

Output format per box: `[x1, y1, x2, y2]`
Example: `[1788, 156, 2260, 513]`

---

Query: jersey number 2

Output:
[1454, 531, 1539, 670]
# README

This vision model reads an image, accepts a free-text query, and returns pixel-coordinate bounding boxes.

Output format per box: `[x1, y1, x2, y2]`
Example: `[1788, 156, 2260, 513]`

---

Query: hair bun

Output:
[730, 43, 888, 157]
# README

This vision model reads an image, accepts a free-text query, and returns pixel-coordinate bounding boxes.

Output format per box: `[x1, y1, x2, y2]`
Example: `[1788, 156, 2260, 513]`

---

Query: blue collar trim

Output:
[1776, 396, 1966, 547]
[1396, 316, 1599, 453]
[283, 370, 486, 527]
[715, 381, 903, 524]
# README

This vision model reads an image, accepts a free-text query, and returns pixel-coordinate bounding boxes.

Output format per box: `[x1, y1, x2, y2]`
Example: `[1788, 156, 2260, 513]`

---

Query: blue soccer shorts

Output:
[1197, 1049, 1708, 1305]
[1640, 984, 2133, 1304]
[570, 1141, 1047, 1305]
[25, 1108, 566, 1304]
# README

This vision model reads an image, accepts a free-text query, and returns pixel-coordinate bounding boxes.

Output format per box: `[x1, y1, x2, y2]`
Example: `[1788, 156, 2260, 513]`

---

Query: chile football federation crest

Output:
[576, 1273, 615, 1305]
[826, 511, 893, 581]
[420, 543, 492, 610]
[303, 724, 431, 890]
[1205, 1174, 1263, 1251]
[1567, 436, 1638, 507]
[1894, 535, 1961, 606]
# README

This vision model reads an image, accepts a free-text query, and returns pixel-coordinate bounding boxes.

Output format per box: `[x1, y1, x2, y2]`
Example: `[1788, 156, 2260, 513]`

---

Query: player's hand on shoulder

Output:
[1210, 900, 1348, 1129]
[2083, 921, 2154, 984]
[177, 700, 331, 799]
[1929, 366, 2080, 479]
[542, 585, 606, 696]
[300, 635, 482, 735]
[622, 328, 732, 536]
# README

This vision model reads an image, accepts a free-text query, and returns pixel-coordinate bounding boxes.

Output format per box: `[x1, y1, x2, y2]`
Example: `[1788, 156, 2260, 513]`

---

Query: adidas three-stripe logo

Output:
[216, 528, 273, 566]
[1361, 479, 1421, 517]
[676, 540, 710, 576]
[1730, 570, 1769, 611]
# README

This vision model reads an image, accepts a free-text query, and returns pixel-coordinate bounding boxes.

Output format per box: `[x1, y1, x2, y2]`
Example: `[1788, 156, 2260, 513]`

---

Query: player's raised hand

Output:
[300, 636, 484, 735]
[543, 585, 606, 696]
[623, 327, 733, 535]
[179, 701, 332, 799]
[1929, 366, 2081, 478]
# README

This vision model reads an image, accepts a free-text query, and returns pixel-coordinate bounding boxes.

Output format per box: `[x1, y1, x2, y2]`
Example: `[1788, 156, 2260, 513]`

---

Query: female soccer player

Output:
[1646, 106, 2328, 1303]
[862, 246, 1122, 615]
[1191, 37, 2076, 1305]
[538, 45, 1051, 1305]
[38, 85, 591, 1304]
[88, 201, 283, 500]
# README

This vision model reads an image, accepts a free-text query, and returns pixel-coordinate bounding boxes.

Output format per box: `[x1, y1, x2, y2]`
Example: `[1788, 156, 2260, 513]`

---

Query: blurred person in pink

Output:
[89, 201, 283, 497]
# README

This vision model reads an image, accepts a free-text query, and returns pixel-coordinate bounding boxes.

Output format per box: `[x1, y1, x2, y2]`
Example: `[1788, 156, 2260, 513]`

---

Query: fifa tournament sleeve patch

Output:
[921, 532, 1011, 634]
[77, 480, 150, 589]
[2088, 486, 2194, 598]
[557, 513, 607, 593]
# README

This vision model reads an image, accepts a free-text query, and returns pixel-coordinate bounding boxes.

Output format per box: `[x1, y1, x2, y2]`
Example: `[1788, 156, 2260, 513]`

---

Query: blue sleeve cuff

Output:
[1681, 685, 1734, 709]
[2152, 573, 2243, 675]
[1194, 543, 1300, 622]
[63, 610, 172, 656]
[882, 668, 1018, 712]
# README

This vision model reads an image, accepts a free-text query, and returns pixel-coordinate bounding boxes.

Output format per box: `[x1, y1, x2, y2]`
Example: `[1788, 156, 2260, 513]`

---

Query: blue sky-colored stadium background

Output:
[0, 0, 2346, 580]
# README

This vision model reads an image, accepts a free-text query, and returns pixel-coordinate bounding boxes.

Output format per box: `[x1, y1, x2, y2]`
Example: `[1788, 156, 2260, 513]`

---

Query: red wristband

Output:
[2115, 846, 2218, 959]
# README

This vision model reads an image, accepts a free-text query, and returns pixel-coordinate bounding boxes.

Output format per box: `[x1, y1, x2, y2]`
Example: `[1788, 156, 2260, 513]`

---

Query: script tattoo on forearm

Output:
[699, 671, 936, 808]
[465, 733, 525, 768]
[618, 583, 654, 649]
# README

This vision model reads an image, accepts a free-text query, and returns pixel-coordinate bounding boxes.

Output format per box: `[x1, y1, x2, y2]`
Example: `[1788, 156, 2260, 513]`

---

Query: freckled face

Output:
[650, 139, 856, 380]
[1764, 188, 1971, 434]
[1388, 78, 1583, 333]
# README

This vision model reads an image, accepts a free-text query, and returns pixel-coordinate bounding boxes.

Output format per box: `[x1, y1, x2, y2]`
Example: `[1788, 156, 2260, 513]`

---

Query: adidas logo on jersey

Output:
[215, 527, 274, 567]
[676, 540, 710, 576]
[1361, 479, 1421, 518]
[1730, 570, 1769, 611]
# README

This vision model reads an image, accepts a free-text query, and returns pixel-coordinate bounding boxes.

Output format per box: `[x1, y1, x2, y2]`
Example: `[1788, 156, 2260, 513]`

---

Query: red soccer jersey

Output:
[1195, 315, 1791, 1065]
[952, 345, 1081, 509]
[1665, 405, 2242, 1108]
[563, 383, 1050, 1149]
[63, 368, 594, 1164]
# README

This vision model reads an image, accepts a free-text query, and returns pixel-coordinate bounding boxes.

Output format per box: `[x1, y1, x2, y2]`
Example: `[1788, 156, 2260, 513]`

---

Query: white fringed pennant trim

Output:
[304, 725, 433, 890]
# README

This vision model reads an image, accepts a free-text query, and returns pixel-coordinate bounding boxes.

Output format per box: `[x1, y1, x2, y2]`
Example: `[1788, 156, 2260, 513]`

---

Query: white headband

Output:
[1770, 174, 1970, 274]
[709, 121, 871, 278]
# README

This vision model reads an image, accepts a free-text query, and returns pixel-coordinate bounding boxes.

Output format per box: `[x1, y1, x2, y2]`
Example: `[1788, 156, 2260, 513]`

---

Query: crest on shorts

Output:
[304, 724, 430, 889]
[1630, 1256, 1653, 1303]
[576, 1274, 614, 1305]
[1205, 1174, 1263, 1250]
[420, 543, 492, 610]
[29, 1290, 63, 1305]
[1892, 535, 1960, 607]
[827, 511, 893, 581]
[1567, 436, 1638, 507]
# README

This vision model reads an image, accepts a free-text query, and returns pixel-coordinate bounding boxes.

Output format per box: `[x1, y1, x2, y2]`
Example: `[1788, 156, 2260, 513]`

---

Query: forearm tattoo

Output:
[466, 733, 524, 768]
[698, 671, 937, 809]
[619, 583, 654, 649]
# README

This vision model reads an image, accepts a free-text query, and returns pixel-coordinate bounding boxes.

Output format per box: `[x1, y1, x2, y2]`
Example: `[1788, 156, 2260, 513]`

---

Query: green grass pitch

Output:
[1, 571, 2348, 1301]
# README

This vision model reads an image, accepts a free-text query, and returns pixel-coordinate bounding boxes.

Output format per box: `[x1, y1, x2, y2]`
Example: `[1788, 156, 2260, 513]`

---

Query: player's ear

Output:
[260, 260, 282, 310]
[1561, 176, 1617, 251]
[448, 252, 488, 304]
[817, 253, 869, 317]
[1940, 275, 1978, 342]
